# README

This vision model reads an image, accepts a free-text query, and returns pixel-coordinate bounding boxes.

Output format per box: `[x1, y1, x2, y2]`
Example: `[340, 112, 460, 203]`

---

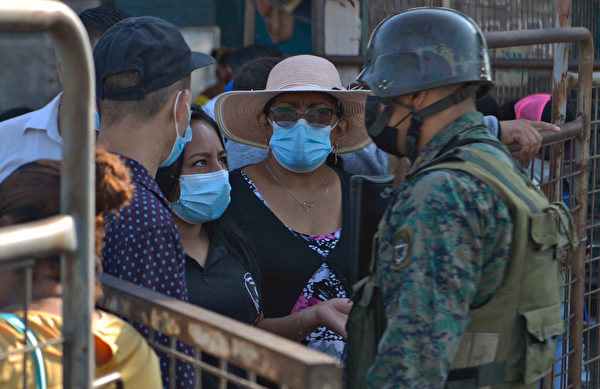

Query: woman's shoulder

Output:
[94, 310, 162, 388]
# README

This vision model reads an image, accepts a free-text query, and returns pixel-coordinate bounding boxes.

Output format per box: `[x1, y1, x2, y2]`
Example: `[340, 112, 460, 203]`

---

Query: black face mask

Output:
[364, 95, 413, 158]
[365, 83, 481, 162]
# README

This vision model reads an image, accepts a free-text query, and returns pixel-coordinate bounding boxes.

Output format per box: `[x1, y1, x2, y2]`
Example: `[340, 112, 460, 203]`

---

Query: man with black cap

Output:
[94, 15, 213, 388]
[349, 7, 573, 388]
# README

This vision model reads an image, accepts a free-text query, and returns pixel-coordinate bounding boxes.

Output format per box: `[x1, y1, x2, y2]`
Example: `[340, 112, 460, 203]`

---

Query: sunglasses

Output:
[269, 107, 338, 130]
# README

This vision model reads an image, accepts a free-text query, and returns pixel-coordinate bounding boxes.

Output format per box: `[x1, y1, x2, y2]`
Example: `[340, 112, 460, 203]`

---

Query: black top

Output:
[185, 224, 261, 325]
[225, 166, 355, 318]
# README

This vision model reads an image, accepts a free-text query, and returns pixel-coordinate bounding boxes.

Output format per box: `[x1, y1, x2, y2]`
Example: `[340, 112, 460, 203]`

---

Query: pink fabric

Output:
[514, 93, 551, 121]
[291, 295, 322, 314]
[309, 228, 343, 240]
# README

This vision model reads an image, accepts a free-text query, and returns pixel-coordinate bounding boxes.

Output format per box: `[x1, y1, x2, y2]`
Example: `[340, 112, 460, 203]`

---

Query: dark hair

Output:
[0, 149, 134, 260]
[0, 106, 33, 122]
[228, 44, 282, 77]
[232, 57, 282, 91]
[500, 99, 518, 121]
[155, 104, 224, 202]
[211, 47, 235, 67]
[476, 95, 503, 120]
[79, 6, 131, 43]
[192, 105, 225, 149]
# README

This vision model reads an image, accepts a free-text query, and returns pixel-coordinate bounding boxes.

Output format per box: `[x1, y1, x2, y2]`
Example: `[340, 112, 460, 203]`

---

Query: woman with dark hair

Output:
[0, 149, 161, 388]
[156, 105, 262, 325]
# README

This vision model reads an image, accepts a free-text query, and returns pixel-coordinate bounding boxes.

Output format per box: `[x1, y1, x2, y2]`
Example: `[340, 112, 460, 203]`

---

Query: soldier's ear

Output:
[410, 90, 428, 110]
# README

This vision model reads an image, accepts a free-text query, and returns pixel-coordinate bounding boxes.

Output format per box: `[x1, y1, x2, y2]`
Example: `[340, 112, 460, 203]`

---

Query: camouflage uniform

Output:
[366, 112, 514, 388]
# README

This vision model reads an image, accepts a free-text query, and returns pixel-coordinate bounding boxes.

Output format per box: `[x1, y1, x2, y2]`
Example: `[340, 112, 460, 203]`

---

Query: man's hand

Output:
[499, 119, 560, 166]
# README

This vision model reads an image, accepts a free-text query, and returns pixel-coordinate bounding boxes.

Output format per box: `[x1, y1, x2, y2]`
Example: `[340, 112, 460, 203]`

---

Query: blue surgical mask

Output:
[171, 170, 231, 224]
[269, 119, 333, 173]
[160, 91, 192, 168]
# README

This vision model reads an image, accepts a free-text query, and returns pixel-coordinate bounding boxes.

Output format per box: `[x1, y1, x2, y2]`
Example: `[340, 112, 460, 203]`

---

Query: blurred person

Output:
[510, 94, 576, 188]
[224, 56, 284, 171]
[255, 0, 311, 44]
[214, 55, 370, 358]
[0, 6, 131, 184]
[94, 16, 214, 388]
[0, 149, 161, 389]
[203, 44, 282, 119]
[195, 47, 235, 105]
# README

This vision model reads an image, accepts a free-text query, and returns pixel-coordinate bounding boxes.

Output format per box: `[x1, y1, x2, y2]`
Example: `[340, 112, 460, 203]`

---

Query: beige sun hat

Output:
[213, 54, 373, 154]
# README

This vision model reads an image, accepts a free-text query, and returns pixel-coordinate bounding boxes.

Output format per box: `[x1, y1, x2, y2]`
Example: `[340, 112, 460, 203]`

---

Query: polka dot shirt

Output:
[102, 157, 194, 388]
[102, 157, 188, 301]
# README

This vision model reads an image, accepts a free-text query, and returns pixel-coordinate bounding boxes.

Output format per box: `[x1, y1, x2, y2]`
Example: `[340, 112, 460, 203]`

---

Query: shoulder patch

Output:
[391, 227, 413, 270]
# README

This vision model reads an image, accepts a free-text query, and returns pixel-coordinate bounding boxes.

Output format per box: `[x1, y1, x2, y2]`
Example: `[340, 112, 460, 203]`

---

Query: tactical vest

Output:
[422, 145, 577, 388]
[345, 141, 577, 389]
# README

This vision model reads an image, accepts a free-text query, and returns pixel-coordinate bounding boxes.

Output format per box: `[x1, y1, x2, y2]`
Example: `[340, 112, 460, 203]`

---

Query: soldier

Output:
[355, 7, 571, 388]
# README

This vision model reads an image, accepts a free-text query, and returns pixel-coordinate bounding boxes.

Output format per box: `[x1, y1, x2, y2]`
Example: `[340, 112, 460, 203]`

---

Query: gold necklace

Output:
[265, 161, 330, 212]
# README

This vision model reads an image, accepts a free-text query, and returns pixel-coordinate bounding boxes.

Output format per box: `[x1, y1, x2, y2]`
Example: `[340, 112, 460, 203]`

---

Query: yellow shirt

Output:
[0, 310, 161, 389]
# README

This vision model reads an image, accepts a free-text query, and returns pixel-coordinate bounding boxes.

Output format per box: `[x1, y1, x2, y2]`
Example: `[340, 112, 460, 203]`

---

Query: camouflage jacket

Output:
[366, 112, 514, 388]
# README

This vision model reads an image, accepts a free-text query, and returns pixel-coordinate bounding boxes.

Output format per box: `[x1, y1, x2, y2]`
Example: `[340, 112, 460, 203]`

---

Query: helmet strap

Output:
[392, 84, 480, 162]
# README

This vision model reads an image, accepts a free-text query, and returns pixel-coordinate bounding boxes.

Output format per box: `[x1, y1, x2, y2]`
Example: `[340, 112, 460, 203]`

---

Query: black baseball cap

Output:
[94, 16, 215, 101]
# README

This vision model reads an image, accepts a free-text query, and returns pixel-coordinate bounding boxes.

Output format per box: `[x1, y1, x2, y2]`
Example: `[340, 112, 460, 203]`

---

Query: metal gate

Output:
[0, 1, 95, 388]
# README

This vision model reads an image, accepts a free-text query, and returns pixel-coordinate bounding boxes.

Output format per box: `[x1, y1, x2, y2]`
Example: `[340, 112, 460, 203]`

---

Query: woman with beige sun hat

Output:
[214, 54, 371, 358]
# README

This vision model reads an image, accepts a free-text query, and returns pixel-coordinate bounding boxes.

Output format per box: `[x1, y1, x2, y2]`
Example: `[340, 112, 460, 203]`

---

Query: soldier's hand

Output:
[314, 298, 353, 339]
[499, 119, 560, 167]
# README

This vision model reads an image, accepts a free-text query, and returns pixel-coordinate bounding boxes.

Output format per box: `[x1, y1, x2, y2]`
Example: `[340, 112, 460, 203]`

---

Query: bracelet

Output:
[297, 309, 306, 338]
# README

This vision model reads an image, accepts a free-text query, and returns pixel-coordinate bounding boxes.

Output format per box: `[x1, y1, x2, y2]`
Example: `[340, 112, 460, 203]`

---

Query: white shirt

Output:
[202, 95, 218, 120]
[0, 93, 63, 183]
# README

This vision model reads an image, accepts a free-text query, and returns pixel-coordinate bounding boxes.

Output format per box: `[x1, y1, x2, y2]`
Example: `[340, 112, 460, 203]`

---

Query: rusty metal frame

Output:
[485, 27, 593, 389]
[312, 0, 326, 55]
[0, 1, 95, 388]
[99, 274, 343, 388]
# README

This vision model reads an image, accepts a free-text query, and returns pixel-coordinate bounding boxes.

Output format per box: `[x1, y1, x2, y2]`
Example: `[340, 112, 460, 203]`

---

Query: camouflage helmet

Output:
[357, 7, 493, 99]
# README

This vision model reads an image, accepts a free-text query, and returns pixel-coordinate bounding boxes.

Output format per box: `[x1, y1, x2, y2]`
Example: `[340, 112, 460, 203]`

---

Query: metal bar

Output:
[0, 338, 64, 360]
[553, 2, 578, 386]
[549, 0, 570, 202]
[0, 1, 95, 388]
[312, 0, 325, 55]
[92, 372, 123, 389]
[489, 58, 600, 70]
[0, 216, 76, 261]
[567, 72, 600, 88]
[360, 0, 370, 55]
[243, 0, 255, 46]
[484, 27, 592, 48]
[325, 55, 600, 70]
[99, 274, 343, 389]
[570, 25, 594, 389]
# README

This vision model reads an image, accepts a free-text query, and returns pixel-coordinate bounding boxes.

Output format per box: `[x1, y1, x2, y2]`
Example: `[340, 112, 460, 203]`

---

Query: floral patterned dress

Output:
[242, 172, 347, 358]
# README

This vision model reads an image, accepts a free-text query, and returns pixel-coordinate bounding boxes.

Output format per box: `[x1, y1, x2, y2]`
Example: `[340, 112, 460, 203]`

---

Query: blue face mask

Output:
[160, 91, 192, 168]
[171, 169, 231, 224]
[269, 119, 333, 173]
